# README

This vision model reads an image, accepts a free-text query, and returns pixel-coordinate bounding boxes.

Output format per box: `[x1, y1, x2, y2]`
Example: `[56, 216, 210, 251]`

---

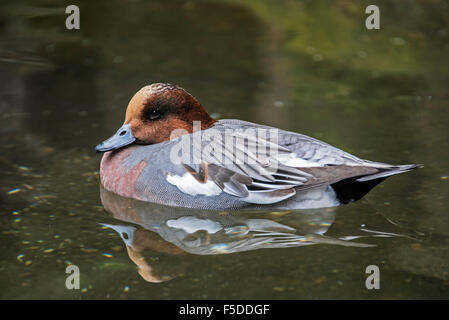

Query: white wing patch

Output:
[165, 172, 223, 196]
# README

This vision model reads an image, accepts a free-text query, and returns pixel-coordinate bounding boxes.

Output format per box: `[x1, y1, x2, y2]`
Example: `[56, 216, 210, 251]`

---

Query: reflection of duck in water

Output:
[100, 187, 414, 282]
[102, 224, 188, 283]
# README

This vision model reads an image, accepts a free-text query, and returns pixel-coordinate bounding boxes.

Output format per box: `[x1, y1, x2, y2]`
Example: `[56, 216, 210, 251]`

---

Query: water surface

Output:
[1, 0, 448, 299]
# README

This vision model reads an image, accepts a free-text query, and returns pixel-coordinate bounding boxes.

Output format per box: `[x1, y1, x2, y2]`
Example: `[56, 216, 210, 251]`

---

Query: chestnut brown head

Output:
[96, 83, 216, 152]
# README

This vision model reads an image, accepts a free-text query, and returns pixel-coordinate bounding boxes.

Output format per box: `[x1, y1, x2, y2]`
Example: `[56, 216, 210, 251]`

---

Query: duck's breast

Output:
[100, 145, 149, 200]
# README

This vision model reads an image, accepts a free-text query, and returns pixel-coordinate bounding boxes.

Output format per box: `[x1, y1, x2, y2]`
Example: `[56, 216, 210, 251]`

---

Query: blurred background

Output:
[0, 0, 448, 299]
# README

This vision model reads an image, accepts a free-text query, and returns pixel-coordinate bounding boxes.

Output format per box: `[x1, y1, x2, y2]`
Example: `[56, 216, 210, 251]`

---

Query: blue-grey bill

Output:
[95, 124, 136, 152]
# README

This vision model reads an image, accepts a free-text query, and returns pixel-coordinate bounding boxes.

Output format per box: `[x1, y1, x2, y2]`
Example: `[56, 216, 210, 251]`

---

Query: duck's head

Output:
[95, 83, 216, 152]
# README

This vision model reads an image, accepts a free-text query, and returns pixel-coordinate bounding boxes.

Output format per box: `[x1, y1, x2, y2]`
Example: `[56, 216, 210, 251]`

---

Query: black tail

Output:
[331, 164, 421, 204]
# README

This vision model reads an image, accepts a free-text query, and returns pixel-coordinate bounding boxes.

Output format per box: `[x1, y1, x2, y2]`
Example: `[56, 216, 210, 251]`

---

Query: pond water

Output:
[1, 0, 448, 299]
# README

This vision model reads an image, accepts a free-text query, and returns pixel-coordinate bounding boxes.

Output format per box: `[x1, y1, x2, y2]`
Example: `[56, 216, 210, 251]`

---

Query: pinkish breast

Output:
[100, 146, 147, 200]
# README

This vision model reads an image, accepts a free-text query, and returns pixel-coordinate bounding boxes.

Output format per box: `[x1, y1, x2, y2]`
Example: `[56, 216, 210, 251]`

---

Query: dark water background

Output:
[0, 0, 448, 299]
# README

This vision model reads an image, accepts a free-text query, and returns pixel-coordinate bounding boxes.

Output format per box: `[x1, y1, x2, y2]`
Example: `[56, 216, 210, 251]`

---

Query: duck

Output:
[95, 83, 420, 210]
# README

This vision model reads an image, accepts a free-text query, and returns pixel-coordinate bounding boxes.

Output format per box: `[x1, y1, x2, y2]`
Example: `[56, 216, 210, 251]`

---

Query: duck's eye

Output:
[149, 108, 161, 120]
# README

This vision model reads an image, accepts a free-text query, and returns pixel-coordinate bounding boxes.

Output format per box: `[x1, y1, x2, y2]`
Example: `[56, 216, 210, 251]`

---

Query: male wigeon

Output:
[96, 83, 420, 210]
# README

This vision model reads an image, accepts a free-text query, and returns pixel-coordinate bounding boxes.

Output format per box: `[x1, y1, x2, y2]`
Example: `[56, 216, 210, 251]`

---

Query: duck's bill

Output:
[95, 124, 136, 153]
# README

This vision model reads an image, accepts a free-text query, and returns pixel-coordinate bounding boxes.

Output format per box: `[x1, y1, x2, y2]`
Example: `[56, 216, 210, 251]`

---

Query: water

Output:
[1, 0, 448, 299]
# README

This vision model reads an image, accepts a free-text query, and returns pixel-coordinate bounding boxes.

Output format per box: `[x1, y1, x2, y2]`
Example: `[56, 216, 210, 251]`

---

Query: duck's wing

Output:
[168, 121, 418, 205]
[218, 119, 367, 166]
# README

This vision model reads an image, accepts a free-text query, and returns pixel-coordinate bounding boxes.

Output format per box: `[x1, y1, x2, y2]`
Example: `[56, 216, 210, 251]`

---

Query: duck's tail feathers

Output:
[331, 163, 422, 204]
[356, 164, 423, 182]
